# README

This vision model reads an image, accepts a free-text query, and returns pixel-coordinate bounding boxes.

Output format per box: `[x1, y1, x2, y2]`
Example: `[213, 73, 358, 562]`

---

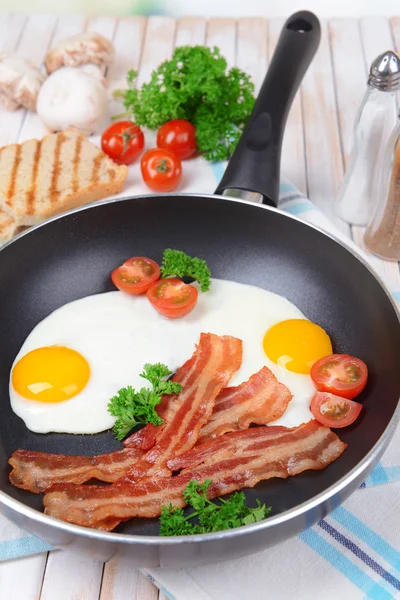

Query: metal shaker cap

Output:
[368, 50, 400, 91]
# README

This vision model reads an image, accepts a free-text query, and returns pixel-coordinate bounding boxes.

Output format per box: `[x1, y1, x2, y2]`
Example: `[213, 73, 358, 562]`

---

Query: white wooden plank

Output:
[108, 17, 147, 118]
[236, 17, 268, 94]
[390, 16, 400, 51]
[0, 553, 47, 600]
[301, 19, 350, 234]
[86, 15, 118, 40]
[100, 559, 158, 600]
[328, 19, 366, 165]
[40, 551, 103, 600]
[206, 18, 236, 67]
[175, 16, 206, 47]
[19, 14, 87, 143]
[360, 16, 394, 67]
[268, 18, 307, 194]
[15, 13, 57, 66]
[0, 14, 57, 147]
[136, 17, 176, 87]
[0, 13, 28, 53]
[51, 13, 87, 44]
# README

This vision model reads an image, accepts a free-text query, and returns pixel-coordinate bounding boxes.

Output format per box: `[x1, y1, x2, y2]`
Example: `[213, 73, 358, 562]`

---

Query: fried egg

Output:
[9, 279, 331, 434]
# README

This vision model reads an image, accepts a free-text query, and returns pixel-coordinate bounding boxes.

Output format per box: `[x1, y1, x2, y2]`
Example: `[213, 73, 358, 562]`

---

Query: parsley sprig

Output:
[114, 45, 255, 162]
[160, 480, 270, 536]
[161, 249, 211, 292]
[108, 363, 181, 441]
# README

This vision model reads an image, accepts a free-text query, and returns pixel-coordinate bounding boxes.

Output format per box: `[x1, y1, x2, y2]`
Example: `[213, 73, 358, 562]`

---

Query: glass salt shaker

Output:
[334, 51, 400, 226]
[364, 125, 400, 260]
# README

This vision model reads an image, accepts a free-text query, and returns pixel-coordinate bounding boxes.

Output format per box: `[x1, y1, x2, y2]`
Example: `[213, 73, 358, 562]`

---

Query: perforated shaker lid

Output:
[368, 50, 400, 90]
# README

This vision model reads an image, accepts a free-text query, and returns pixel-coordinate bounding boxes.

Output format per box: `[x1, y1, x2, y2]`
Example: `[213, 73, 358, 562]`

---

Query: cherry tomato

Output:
[101, 121, 144, 165]
[310, 391, 362, 428]
[310, 354, 368, 399]
[141, 148, 182, 193]
[146, 277, 198, 318]
[111, 257, 160, 295]
[157, 119, 197, 160]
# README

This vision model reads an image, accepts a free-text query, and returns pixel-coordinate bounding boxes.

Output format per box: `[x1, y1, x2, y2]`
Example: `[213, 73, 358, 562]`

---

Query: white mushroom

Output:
[44, 32, 115, 75]
[37, 67, 108, 135]
[0, 54, 45, 111]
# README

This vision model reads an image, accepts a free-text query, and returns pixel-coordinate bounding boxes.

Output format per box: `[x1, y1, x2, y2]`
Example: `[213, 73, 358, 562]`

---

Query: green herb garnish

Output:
[114, 45, 255, 162]
[161, 248, 211, 292]
[108, 363, 181, 441]
[160, 480, 270, 536]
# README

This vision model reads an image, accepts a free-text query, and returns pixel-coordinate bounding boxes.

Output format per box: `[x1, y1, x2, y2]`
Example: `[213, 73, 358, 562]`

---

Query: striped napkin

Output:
[0, 174, 399, 599]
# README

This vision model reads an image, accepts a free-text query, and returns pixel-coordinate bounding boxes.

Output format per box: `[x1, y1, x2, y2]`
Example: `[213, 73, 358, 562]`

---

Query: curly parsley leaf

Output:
[108, 363, 181, 441]
[159, 480, 271, 536]
[161, 249, 211, 292]
[114, 45, 255, 162]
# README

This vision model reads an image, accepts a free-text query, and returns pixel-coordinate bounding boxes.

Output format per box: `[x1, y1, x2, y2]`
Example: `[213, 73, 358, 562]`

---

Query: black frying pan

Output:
[0, 12, 399, 567]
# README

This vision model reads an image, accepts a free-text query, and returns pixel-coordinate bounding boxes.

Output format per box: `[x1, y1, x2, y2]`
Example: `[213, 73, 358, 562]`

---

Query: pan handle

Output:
[215, 11, 321, 206]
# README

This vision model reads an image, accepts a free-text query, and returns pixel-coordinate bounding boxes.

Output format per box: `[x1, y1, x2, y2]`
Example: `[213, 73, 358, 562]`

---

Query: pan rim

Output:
[0, 192, 399, 546]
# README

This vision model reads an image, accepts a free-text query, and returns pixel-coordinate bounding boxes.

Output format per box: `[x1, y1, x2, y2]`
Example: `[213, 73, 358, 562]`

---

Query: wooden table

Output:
[0, 11, 400, 600]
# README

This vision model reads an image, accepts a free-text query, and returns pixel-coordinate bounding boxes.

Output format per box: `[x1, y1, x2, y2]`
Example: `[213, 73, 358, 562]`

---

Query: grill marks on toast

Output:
[6, 145, 21, 205]
[26, 140, 42, 215]
[72, 135, 83, 194]
[0, 130, 128, 227]
[49, 132, 66, 205]
[92, 153, 104, 184]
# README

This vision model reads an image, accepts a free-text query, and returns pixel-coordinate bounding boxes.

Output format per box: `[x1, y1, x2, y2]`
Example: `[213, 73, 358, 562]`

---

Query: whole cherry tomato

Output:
[101, 121, 144, 165]
[157, 119, 197, 160]
[141, 148, 182, 193]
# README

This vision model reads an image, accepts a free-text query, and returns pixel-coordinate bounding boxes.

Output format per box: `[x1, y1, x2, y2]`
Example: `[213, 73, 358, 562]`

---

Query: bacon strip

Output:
[197, 366, 292, 443]
[8, 345, 204, 493]
[123, 352, 198, 451]
[43, 421, 346, 529]
[9, 364, 288, 493]
[120, 333, 243, 483]
[8, 447, 144, 493]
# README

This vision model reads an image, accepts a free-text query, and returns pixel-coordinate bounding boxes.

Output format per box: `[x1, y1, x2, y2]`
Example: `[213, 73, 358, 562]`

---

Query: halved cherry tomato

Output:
[146, 277, 198, 318]
[157, 120, 197, 160]
[101, 121, 144, 165]
[141, 148, 182, 193]
[310, 354, 368, 399]
[310, 391, 362, 428]
[112, 257, 160, 295]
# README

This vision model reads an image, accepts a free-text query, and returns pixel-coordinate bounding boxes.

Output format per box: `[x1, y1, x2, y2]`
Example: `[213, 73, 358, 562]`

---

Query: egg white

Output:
[9, 279, 316, 434]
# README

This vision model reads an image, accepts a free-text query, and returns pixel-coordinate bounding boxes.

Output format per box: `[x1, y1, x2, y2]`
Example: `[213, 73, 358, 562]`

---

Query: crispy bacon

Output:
[8, 447, 144, 493]
[197, 366, 292, 443]
[43, 420, 346, 529]
[9, 364, 289, 493]
[125, 365, 292, 449]
[120, 333, 243, 483]
[7, 342, 208, 494]
[123, 352, 198, 450]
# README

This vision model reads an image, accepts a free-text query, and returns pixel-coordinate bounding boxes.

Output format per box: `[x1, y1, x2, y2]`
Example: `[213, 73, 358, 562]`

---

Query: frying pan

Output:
[0, 11, 399, 568]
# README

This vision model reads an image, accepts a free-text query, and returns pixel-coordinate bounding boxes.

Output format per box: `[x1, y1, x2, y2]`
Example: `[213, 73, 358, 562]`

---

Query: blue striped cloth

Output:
[1, 181, 399, 600]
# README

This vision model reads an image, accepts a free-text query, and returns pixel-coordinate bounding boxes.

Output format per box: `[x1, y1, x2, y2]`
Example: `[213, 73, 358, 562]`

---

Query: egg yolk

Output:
[12, 346, 90, 403]
[263, 319, 332, 374]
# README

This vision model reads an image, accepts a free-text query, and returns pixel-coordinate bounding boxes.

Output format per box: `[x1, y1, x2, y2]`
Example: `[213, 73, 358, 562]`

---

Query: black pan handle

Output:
[215, 11, 321, 206]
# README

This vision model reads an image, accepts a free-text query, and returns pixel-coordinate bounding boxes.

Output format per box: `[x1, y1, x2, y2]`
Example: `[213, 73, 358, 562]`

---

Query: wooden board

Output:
[0, 12, 399, 600]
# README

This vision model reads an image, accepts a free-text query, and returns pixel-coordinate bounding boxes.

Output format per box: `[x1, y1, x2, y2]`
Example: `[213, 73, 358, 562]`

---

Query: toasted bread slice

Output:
[0, 205, 19, 243]
[0, 130, 128, 226]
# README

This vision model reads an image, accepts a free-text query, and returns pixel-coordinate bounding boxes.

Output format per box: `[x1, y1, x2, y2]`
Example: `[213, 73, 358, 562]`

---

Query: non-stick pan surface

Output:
[0, 194, 399, 539]
[0, 12, 399, 566]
